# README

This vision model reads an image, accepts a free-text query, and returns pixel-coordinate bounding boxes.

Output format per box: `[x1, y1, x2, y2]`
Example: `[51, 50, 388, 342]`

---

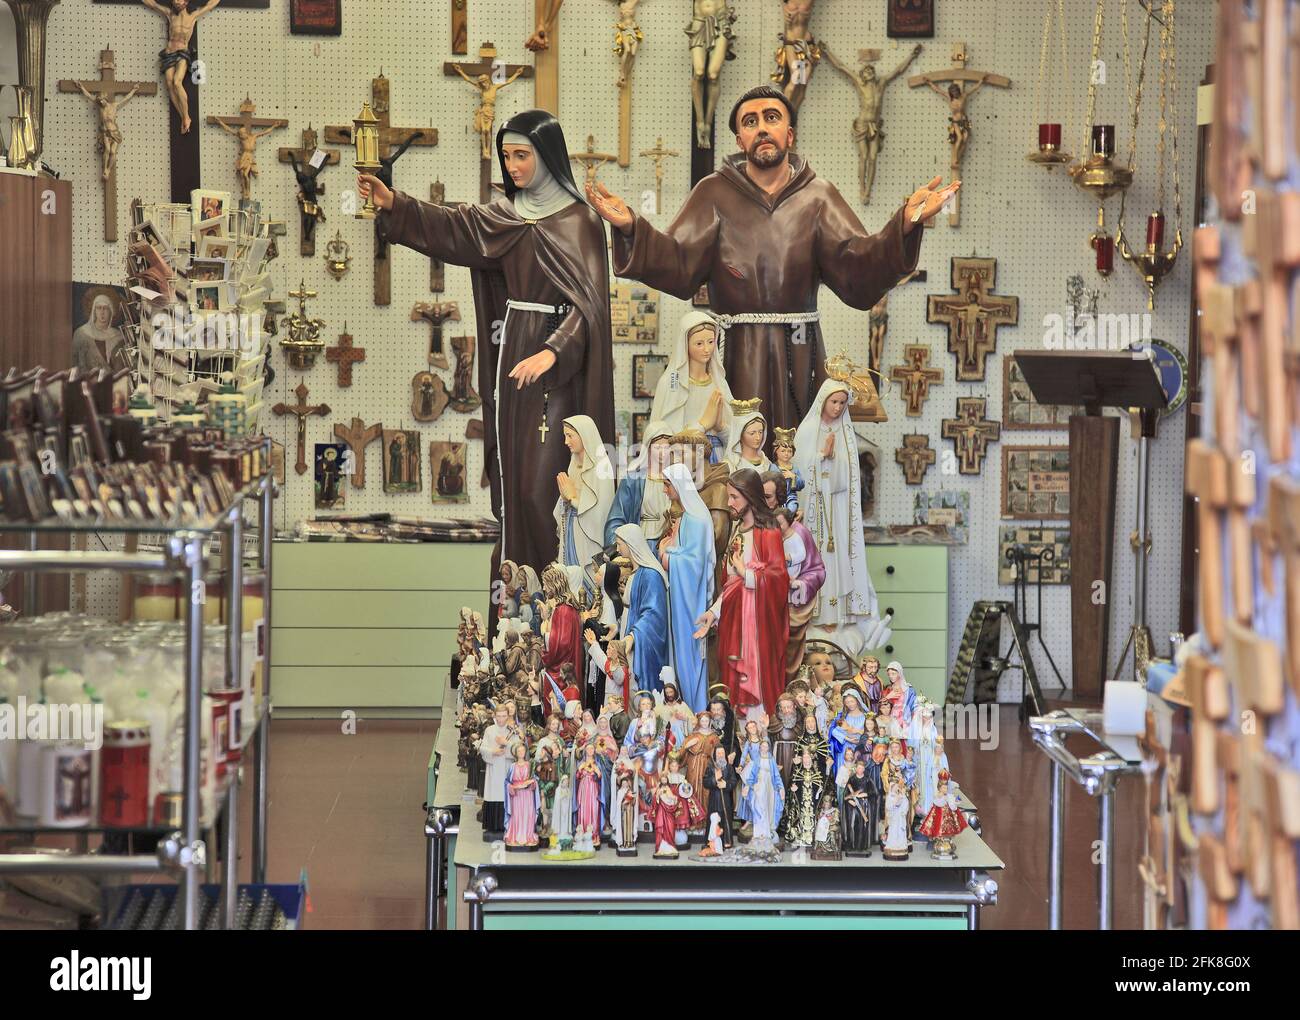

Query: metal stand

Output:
[1008, 545, 1066, 692]
[1110, 416, 1157, 686]
[1029, 709, 1144, 930]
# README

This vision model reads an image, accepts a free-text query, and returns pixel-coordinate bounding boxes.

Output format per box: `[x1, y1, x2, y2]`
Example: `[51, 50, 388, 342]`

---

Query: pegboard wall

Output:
[24, 0, 1215, 697]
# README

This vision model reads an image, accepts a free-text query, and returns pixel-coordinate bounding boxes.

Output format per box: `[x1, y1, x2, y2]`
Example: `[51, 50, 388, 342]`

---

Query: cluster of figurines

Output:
[455, 613, 969, 863]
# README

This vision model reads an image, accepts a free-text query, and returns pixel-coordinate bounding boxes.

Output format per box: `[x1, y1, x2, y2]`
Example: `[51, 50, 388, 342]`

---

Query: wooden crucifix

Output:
[908, 42, 1010, 226]
[895, 433, 936, 485]
[867, 267, 925, 375]
[325, 328, 366, 388]
[526, 0, 566, 114]
[612, 0, 646, 166]
[444, 44, 532, 203]
[411, 301, 461, 370]
[570, 135, 618, 187]
[427, 180, 465, 292]
[639, 137, 679, 217]
[333, 417, 383, 489]
[890, 344, 943, 416]
[927, 256, 1018, 382]
[325, 72, 438, 305]
[278, 125, 340, 256]
[272, 382, 330, 476]
[451, 0, 468, 54]
[941, 396, 1000, 475]
[205, 96, 288, 201]
[58, 49, 157, 243]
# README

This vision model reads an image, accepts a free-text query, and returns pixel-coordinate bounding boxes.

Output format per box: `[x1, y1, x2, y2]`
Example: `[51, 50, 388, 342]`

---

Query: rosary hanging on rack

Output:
[1116, 0, 1184, 308]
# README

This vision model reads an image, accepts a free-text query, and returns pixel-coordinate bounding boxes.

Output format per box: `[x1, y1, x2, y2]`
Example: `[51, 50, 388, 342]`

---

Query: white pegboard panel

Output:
[39, 1, 1214, 694]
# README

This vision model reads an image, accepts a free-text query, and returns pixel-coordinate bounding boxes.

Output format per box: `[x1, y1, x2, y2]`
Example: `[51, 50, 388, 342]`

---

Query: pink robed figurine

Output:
[503, 743, 541, 850]
[574, 743, 606, 846]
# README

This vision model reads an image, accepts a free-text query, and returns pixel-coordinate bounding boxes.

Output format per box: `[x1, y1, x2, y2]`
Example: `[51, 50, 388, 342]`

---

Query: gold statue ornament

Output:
[279, 280, 327, 370]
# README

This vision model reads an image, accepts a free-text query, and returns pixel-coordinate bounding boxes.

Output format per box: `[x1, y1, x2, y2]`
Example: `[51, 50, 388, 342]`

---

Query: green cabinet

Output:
[862, 545, 950, 705]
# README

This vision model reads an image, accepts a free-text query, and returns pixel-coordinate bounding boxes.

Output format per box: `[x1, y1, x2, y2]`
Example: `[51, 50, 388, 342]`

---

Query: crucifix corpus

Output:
[444, 43, 531, 203]
[895, 433, 936, 485]
[611, 0, 646, 166]
[570, 134, 618, 187]
[333, 418, 383, 489]
[927, 256, 1019, 382]
[278, 125, 340, 256]
[908, 42, 1010, 226]
[890, 344, 943, 417]
[941, 396, 1001, 475]
[639, 136, 679, 217]
[206, 96, 288, 201]
[141, 0, 221, 135]
[526, 0, 565, 114]
[58, 49, 157, 242]
[772, 0, 822, 114]
[411, 300, 460, 370]
[272, 382, 330, 476]
[325, 72, 438, 305]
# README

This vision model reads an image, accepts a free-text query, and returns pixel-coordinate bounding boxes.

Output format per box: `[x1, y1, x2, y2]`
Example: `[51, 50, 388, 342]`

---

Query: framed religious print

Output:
[290, 0, 342, 36]
[314, 442, 346, 509]
[1003, 356, 1082, 429]
[381, 428, 422, 493]
[888, 0, 935, 38]
[187, 258, 230, 284]
[191, 189, 231, 242]
[631, 412, 650, 446]
[632, 354, 668, 399]
[913, 489, 969, 544]
[610, 283, 660, 343]
[199, 235, 234, 261]
[1001, 445, 1070, 519]
[998, 526, 1071, 585]
[430, 441, 469, 503]
[71, 283, 132, 373]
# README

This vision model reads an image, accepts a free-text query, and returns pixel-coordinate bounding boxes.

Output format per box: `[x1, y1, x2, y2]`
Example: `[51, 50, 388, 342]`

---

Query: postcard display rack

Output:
[0, 469, 277, 931]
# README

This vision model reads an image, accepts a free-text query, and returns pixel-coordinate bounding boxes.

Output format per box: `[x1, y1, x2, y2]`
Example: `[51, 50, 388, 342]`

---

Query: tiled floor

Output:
[245, 698, 1144, 930]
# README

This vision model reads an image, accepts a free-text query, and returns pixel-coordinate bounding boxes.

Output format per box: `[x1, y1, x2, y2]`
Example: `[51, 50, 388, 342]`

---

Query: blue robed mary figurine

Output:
[613, 524, 670, 694]
[659, 463, 716, 714]
[829, 685, 870, 775]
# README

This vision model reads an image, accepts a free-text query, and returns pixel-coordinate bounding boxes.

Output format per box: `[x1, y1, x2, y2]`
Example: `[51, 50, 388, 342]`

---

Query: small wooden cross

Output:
[278, 125, 340, 256]
[333, 417, 383, 489]
[411, 301, 461, 370]
[570, 134, 618, 187]
[928, 256, 1019, 382]
[272, 382, 331, 476]
[58, 50, 157, 243]
[940, 396, 1000, 475]
[890, 344, 943, 417]
[325, 328, 366, 387]
[325, 72, 438, 305]
[205, 96, 288, 201]
[639, 137, 680, 217]
[895, 433, 935, 485]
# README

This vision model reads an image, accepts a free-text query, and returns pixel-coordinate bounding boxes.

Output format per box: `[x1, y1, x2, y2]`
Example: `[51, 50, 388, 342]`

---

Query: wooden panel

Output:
[272, 541, 493, 590]
[273, 589, 484, 627]
[31, 178, 72, 372]
[861, 630, 949, 670]
[867, 546, 949, 593]
[271, 666, 443, 708]
[1069, 415, 1119, 698]
[271, 627, 452, 667]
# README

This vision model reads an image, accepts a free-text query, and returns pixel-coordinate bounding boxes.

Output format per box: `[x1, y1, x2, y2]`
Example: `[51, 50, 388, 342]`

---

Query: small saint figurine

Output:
[503, 742, 541, 851]
[681, 712, 720, 828]
[779, 746, 825, 848]
[725, 400, 773, 473]
[918, 769, 968, 859]
[612, 761, 640, 856]
[828, 685, 869, 775]
[573, 742, 607, 846]
[841, 758, 877, 856]
[882, 775, 911, 861]
[551, 772, 574, 844]
[586, 630, 632, 710]
[651, 779, 690, 858]
[811, 792, 842, 861]
[855, 655, 883, 714]
[771, 427, 803, 511]
[702, 744, 738, 849]
[555, 416, 615, 585]
[881, 660, 917, 732]
[652, 312, 733, 463]
[142, 0, 222, 134]
[740, 740, 785, 852]
[478, 705, 514, 839]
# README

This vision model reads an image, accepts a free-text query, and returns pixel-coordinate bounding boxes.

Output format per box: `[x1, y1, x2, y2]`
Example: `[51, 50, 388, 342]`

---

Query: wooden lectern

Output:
[1013, 350, 1168, 699]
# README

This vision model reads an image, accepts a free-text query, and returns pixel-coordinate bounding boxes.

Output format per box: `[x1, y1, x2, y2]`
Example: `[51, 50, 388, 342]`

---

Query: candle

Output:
[1091, 124, 1115, 159]
[1093, 232, 1115, 274]
[1039, 123, 1062, 149]
[1147, 211, 1166, 249]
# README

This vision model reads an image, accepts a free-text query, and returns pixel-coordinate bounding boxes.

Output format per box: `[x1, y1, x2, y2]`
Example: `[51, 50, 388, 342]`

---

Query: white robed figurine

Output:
[724, 400, 774, 474]
[741, 741, 785, 851]
[551, 773, 574, 842]
[651, 311, 733, 462]
[883, 779, 910, 859]
[554, 414, 614, 583]
[794, 380, 879, 648]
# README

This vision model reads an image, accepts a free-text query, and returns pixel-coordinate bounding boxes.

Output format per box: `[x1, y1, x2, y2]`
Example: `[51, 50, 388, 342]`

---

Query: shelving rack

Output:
[0, 456, 277, 931]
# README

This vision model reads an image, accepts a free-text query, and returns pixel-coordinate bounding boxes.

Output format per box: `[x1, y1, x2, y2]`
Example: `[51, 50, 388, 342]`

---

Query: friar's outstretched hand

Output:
[586, 180, 634, 235]
[903, 175, 960, 232]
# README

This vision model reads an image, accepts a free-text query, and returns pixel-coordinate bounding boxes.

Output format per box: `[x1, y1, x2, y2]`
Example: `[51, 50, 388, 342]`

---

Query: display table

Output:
[426, 694, 1002, 932]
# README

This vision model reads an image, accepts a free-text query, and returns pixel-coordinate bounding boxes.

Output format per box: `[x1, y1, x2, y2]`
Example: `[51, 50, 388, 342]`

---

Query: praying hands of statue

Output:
[556, 471, 578, 502]
[586, 181, 634, 235]
[821, 433, 835, 460]
[699, 390, 724, 432]
[904, 175, 961, 231]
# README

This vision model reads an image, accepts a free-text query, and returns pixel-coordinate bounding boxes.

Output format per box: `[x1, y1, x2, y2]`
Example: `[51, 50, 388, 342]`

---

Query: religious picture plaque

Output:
[1001, 445, 1070, 519]
[314, 442, 347, 509]
[913, 489, 969, 543]
[887, 0, 934, 38]
[610, 283, 660, 343]
[1003, 356, 1081, 429]
[998, 526, 1071, 585]
[290, 0, 342, 36]
[632, 354, 668, 399]
[382, 428, 422, 494]
[431, 440, 469, 503]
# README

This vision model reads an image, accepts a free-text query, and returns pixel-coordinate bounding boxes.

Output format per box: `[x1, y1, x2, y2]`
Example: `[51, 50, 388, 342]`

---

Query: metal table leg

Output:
[252, 721, 268, 884]
[1048, 760, 1065, 930]
[1099, 782, 1116, 930]
[223, 781, 239, 928]
[252, 477, 274, 885]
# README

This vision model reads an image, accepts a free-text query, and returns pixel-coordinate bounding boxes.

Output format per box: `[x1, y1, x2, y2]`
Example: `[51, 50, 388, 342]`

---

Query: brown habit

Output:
[379, 192, 614, 577]
[613, 152, 923, 433]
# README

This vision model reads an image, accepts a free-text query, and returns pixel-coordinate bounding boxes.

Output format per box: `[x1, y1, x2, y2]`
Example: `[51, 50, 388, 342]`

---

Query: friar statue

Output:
[587, 84, 957, 440]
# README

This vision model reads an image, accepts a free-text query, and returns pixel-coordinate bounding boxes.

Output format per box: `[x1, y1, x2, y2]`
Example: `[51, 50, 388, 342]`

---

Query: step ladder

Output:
[946, 600, 1047, 718]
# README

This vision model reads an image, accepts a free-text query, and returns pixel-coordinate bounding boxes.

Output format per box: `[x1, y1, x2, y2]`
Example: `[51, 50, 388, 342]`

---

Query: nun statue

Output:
[555, 415, 615, 584]
[793, 379, 880, 653]
[659, 462, 716, 713]
[613, 523, 671, 695]
[650, 311, 733, 463]
[363, 109, 615, 600]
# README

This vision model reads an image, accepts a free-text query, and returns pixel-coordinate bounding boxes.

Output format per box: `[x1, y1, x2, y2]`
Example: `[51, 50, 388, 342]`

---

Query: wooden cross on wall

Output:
[326, 328, 366, 387]
[278, 125, 340, 256]
[890, 344, 943, 416]
[896, 433, 936, 485]
[427, 180, 467, 292]
[570, 134, 617, 186]
[941, 396, 1001, 475]
[412, 301, 460, 370]
[272, 382, 330, 476]
[324, 72, 438, 305]
[928, 256, 1019, 382]
[58, 49, 157, 243]
[444, 44, 533, 202]
[527, 0, 566, 114]
[334, 417, 383, 489]
[205, 96, 288, 201]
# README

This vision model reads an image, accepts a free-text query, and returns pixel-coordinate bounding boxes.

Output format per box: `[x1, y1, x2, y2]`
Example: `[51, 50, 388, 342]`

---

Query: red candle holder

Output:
[1146, 211, 1166, 250]
[1091, 124, 1116, 159]
[1092, 232, 1115, 275]
[1038, 123, 1062, 150]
